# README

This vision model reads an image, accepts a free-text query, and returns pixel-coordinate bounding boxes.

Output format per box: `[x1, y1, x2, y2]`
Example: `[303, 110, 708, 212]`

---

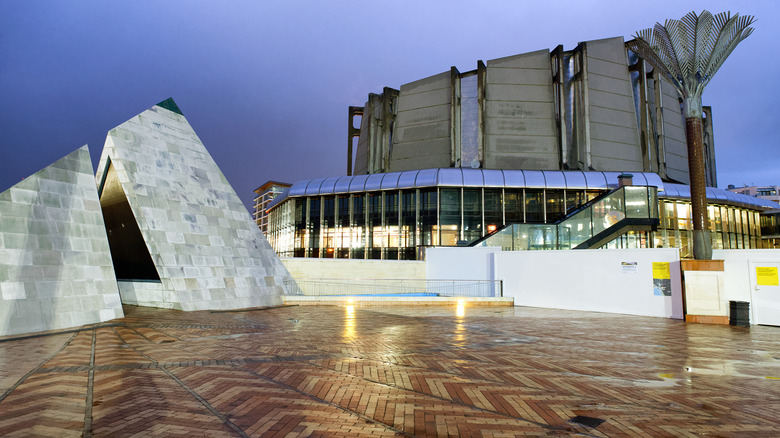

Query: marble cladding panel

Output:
[95, 102, 293, 310]
[0, 146, 123, 337]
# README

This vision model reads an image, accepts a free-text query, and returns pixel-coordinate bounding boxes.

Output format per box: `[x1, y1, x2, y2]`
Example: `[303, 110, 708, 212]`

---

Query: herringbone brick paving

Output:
[1, 305, 779, 436]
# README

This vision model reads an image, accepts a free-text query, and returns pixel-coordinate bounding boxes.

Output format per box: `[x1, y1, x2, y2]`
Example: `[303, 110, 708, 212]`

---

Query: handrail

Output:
[473, 186, 658, 251]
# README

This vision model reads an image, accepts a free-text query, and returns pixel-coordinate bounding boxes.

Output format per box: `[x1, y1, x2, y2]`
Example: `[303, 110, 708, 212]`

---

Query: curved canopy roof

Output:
[268, 169, 662, 210]
[267, 168, 780, 212]
[660, 183, 780, 211]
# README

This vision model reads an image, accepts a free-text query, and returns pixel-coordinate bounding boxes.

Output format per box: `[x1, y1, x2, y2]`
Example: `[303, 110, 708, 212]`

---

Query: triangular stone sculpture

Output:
[95, 99, 292, 310]
[0, 146, 123, 336]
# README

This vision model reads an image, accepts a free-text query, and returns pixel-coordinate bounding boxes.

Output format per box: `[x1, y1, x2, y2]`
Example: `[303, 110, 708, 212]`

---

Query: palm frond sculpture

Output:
[627, 11, 754, 259]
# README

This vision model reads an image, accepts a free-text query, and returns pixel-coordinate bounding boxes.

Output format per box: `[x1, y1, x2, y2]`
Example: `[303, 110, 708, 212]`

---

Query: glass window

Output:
[709, 205, 722, 232]
[546, 189, 565, 222]
[753, 212, 760, 236]
[307, 197, 321, 258]
[351, 195, 365, 259]
[336, 196, 350, 258]
[586, 190, 602, 202]
[676, 203, 691, 230]
[525, 189, 544, 223]
[665, 230, 676, 249]
[462, 189, 482, 242]
[565, 190, 586, 215]
[663, 201, 675, 229]
[384, 192, 399, 259]
[322, 197, 335, 258]
[367, 193, 382, 259]
[712, 230, 723, 250]
[679, 229, 691, 258]
[624, 186, 649, 218]
[505, 190, 523, 223]
[733, 208, 742, 242]
[400, 190, 416, 260]
[484, 189, 503, 235]
[440, 188, 461, 246]
[420, 189, 438, 246]
[294, 198, 306, 257]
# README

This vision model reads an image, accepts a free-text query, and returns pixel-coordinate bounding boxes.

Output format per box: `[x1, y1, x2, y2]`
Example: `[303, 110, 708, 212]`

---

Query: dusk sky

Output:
[2, 1, 778, 212]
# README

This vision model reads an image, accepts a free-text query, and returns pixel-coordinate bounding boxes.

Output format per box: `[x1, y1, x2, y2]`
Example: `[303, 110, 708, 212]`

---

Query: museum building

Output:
[265, 36, 779, 260]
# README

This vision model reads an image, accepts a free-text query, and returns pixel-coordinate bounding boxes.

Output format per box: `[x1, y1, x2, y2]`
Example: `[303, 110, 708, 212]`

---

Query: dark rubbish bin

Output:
[729, 301, 750, 327]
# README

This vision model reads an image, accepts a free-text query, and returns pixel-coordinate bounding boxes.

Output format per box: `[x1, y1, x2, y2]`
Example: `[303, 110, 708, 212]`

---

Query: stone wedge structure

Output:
[95, 99, 290, 310]
[0, 146, 123, 336]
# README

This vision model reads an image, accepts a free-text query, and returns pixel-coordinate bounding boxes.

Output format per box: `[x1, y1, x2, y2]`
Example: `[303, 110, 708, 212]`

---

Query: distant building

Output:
[726, 185, 780, 203]
[727, 185, 780, 248]
[264, 36, 779, 260]
[253, 181, 291, 234]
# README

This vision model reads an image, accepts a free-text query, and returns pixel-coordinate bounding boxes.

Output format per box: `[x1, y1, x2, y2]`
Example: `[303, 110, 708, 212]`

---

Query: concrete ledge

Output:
[685, 315, 729, 325]
[282, 296, 514, 307]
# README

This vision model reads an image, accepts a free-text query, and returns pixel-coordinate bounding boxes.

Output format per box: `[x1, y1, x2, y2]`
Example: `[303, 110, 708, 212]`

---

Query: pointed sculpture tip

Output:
[156, 98, 184, 116]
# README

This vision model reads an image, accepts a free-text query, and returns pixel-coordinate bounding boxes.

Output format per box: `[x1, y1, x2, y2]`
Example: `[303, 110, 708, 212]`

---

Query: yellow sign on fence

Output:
[653, 262, 670, 280]
[653, 262, 671, 296]
[756, 267, 779, 286]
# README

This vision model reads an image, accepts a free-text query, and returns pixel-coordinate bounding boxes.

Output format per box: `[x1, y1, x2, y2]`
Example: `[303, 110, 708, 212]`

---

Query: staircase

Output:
[471, 185, 659, 251]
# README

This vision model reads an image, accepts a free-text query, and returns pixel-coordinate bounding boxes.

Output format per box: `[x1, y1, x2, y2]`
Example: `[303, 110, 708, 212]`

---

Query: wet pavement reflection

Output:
[1, 304, 779, 436]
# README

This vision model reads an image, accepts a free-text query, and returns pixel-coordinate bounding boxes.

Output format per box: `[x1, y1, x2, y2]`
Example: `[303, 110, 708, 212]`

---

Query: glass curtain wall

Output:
[322, 197, 335, 258]
[367, 193, 382, 259]
[420, 190, 438, 246]
[351, 195, 365, 259]
[384, 192, 399, 260]
[336, 196, 350, 258]
[267, 190, 764, 259]
[439, 189, 461, 246]
[400, 190, 416, 260]
[654, 199, 762, 257]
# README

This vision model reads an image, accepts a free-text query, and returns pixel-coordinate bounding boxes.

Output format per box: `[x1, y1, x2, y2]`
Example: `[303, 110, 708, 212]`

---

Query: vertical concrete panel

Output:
[94, 100, 291, 311]
[389, 72, 452, 171]
[584, 37, 643, 171]
[484, 50, 559, 170]
[659, 79, 689, 183]
[0, 146, 123, 337]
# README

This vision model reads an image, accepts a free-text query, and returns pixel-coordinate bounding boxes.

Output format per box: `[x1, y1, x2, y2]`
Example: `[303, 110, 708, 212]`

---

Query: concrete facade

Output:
[350, 36, 714, 187]
[484, 50, 558, 170]
[0, 146, 123, 336]
[584, 37, 643, 171]
[282, 258, 425, 282]
[95, 100, 291, 311]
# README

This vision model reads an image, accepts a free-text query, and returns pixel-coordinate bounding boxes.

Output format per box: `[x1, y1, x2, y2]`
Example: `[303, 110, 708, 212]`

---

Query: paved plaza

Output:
[1, 304, 779, 437]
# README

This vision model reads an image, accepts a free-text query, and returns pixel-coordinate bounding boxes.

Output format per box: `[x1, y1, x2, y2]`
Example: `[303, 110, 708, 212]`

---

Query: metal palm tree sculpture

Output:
[627, 11, 754, 260]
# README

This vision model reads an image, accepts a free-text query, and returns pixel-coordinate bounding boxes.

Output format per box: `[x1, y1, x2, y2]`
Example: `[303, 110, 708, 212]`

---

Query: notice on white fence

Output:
[621, 261, 638, 274]
[653, 262, 672, 296]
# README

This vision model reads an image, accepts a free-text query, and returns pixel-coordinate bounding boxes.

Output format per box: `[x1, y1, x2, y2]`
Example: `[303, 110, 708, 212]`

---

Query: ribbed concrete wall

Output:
[658, 79, 689, 183]
[0, 146, 122, 336]
[95, 100, 291, 311]
[484, 50, 558, 170]
[389, 72, 453, 171]
[584, 37, 643, 171]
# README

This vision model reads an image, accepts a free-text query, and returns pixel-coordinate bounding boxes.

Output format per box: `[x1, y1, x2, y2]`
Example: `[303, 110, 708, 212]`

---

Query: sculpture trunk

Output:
[685, 116, 712, 260]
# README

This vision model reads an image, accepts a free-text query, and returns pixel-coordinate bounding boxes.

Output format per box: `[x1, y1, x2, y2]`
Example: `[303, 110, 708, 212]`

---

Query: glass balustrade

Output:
[475, 186, 658, 250]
